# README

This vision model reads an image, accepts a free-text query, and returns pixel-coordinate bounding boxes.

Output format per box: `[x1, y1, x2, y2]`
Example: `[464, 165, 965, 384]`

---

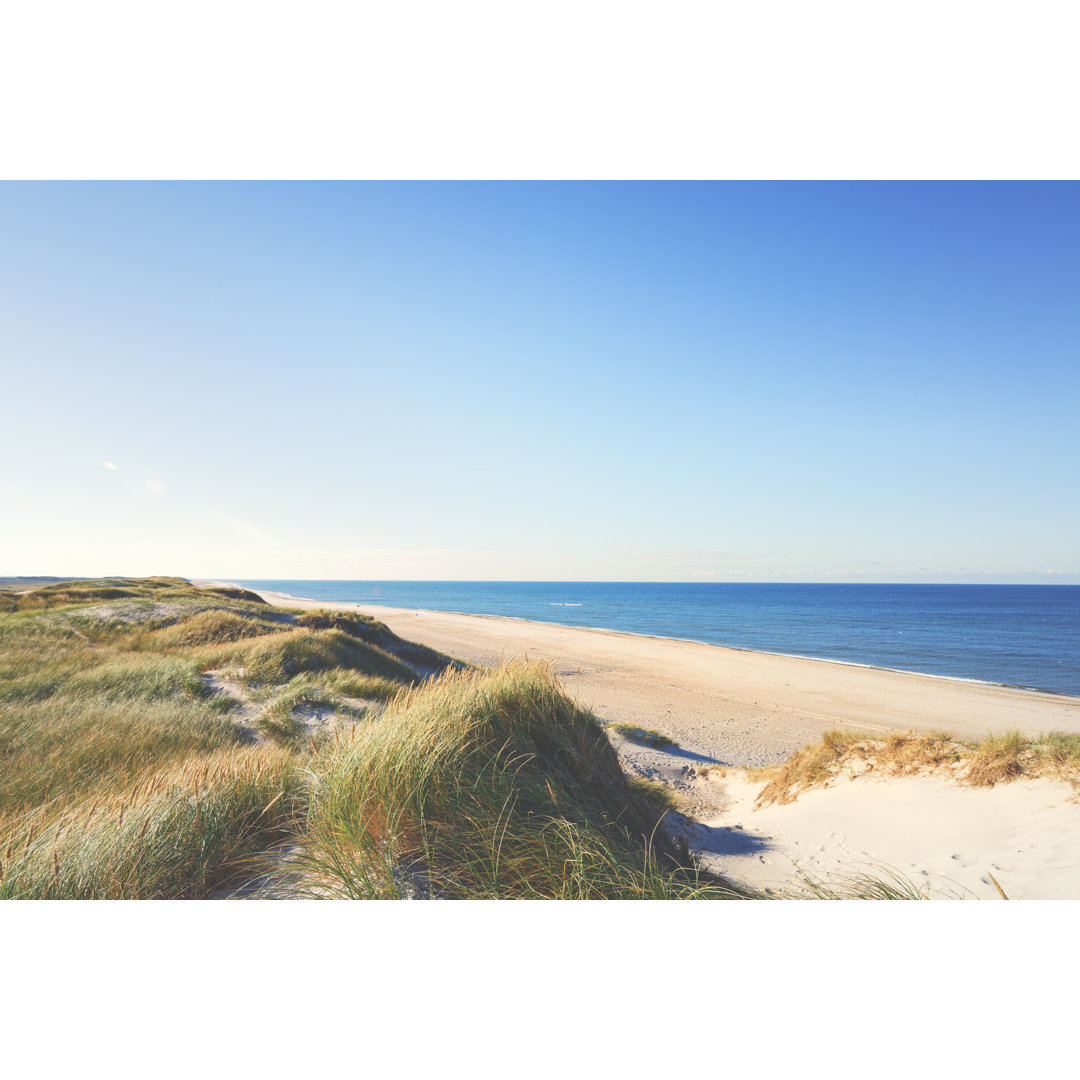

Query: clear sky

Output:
[2, 181, 1077, 582]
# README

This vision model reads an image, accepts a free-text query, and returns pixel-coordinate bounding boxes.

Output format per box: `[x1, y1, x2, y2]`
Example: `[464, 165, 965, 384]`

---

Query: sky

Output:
[1, 181, 1078, 583]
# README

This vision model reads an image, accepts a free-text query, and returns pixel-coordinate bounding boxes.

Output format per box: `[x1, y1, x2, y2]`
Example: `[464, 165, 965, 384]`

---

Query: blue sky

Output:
[2, 181, 1077, 582]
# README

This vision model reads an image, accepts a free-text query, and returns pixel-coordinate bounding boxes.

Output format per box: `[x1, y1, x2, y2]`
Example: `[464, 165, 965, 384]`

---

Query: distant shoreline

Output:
[227, 585, 1080, 769]
[197, 580, 1080, 703]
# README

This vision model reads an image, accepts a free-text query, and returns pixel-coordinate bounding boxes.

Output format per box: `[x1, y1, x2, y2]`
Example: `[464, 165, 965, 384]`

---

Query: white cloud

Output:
[146, 478, 167, 496]
[103, 461, 117, 470]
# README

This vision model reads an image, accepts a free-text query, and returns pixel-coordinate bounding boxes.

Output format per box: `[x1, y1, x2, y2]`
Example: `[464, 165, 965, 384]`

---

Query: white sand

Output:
[692, 771, 1080, 900]
[239, 587, 1080, 898]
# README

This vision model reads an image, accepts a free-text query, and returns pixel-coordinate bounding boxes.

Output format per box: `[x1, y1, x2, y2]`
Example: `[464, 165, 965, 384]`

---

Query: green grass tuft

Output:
[301, 661, 739, 899]
[628, 775, 680, 812]
[148, 610, 290, 649]
[610, 722, 678, 749]
[0, 747, 303, 899]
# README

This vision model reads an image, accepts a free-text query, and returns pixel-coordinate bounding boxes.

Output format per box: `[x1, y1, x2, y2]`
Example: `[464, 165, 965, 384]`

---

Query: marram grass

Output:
[754, 727, 1080, 806]
[0, 747, 302, 899]
[301, 661, 746, 899]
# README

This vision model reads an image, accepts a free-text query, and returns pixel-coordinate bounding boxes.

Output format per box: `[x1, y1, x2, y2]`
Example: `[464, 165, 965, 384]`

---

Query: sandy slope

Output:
[684, 770, 1080, 900]
[229, 586, 1080, 898]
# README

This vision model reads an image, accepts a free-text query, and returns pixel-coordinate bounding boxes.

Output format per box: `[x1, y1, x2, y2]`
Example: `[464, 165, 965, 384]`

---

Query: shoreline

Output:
[196, 581, 1080, 898]
[206, 582, 1080, 701]
[223, 584, 1080, 767]
[274, 592, 1079, 699]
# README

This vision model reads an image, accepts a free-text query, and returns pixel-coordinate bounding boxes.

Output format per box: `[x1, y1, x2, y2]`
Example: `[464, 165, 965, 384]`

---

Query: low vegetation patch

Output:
[610, 722, 678, 750]
[754, 727, 1080, 806]
[148, 610, 289, 649]
[9, 577, 195, 611]
[255, 678, 369, 745]
[628, 775, 681, 812]
[220, 628, 420, 686]
[202, 586, 268, 605]
[295, 610, 456, 674]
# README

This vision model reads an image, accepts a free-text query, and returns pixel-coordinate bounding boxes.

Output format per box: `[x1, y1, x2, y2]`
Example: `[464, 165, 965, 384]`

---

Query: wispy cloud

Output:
[103, 461, 117, 470]
[208, 510, 282, 548]
[145, 478, 167, 496]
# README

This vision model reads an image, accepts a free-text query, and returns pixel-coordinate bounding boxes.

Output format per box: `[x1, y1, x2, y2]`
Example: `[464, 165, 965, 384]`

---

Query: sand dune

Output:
[692, 771, 1080, 900]
[254, 590, 1080, 766]
[251, 588, 1080, 898]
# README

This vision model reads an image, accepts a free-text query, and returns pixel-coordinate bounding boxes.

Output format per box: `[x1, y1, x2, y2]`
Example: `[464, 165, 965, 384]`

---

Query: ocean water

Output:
[236, 581, 1080, 698]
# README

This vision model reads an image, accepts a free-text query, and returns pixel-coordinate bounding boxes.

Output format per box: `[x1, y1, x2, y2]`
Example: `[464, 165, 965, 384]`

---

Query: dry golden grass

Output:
[301, 661, 743, 899]
[754, 727, 1080, 806]
[0, 577, 432, 898]
[147, 609, 289, 648]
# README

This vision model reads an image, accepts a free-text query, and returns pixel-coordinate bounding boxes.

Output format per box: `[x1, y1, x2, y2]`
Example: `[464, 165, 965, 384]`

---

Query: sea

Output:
[236, 581, 1080, 698]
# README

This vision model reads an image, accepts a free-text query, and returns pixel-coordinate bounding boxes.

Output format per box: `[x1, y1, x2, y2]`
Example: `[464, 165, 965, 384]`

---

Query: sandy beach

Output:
[248, 588, 1080, 765]
[241, 586, 1080, 899]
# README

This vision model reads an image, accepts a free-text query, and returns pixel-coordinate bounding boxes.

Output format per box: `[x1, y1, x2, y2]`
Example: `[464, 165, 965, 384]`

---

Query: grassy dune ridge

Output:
[0, 577, 738, 899]
[753, 727, 1080, 807]
[302, 662, 739, 898]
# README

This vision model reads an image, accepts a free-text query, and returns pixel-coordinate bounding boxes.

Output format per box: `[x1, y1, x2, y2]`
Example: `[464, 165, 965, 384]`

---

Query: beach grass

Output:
[628, 775, 681, 811]
[0, 578, 754, 899]
[609, 722, 678, 749]
[0, 579, 438, 897]
[0, 747, 303, 899]
[300, 661, 743, 899]
[754, 727, 1080, 806]
[778, 864, 944, 900]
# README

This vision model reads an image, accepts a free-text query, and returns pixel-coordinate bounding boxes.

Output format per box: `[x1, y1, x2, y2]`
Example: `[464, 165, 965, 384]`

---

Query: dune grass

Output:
[306, 668, 404, 702]
[628, 775, 681, 812]
[300, 661, 745, 899]
[754, 727, 1080, 806]
[218, 628, 421, 687]
[0, 693, 243, 814]
[254, 677, 371, 744]
[0, 579, 438, 898]
[777, 864, 949, 900]
[609, 722, 678, 749]
[146, 609, 290, 649]
[0, 747, 302, 899]
[294, 610, 458, 674]
[10, 576, 200, 610]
